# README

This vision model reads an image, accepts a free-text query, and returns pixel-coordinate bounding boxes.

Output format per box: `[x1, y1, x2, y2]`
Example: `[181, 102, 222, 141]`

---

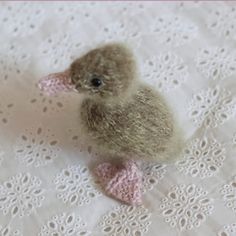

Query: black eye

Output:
[91, 76, 102, 87]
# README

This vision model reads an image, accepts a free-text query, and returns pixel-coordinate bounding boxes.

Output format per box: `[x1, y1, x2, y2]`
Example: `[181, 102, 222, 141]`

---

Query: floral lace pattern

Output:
[109, 2, 154, 18]
[0, 42, 30, 82]
[176, 136, 225, 179]
[142, 52, 189, 92]
[54, 2, 100, 24]
[196, 47, 236, 80]
[29, 91, 69, 114]
[0, 226, 22, 236]
[54, 165, 101, 206]
[174, 1, 202, 9]
[151, 15, 198, 47]
[14, 126, 60, 167]
[38, 212, 91, 236]
[218, 222, 236, 236]
[0, 2, 45, 37]
[0, 173, 45, 218]
[141, 163, 166, 192]
[0, 102, 14, 125]
[160, 184, 214, 231]
[207, 5, 236, 40]
[99, 205, 151, 235]
[220, 176, 236, 213]
[188, 86, 236, 128]
[97, 21, 142, 48]
[39, 31, 85, 70]
[0, 1, 236, 235]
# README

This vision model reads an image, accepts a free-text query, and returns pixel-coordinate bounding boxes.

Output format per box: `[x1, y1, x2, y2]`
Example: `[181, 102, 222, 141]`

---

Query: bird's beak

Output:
[38, 69, 76, 95]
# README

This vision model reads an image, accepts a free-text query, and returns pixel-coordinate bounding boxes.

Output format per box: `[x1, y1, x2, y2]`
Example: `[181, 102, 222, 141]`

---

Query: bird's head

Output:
[70, 43, 137, 102]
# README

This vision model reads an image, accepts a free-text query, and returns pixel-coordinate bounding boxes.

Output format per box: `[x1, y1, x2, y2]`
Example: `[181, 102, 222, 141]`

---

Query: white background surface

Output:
[0, 1, 236, 235]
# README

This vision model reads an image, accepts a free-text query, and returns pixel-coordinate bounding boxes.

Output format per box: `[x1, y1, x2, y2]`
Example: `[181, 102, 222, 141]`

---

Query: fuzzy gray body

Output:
[70, 43, 183, 163]
[80, 84, 182, 162]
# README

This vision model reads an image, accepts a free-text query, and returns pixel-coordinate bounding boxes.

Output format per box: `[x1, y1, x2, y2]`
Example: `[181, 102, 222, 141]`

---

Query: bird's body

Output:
[69, 43, 183, 163]
[80, 83, 182, 162]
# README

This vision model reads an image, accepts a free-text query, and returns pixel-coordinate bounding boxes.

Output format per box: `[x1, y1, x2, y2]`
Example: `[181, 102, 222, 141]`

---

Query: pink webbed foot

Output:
[94, 160, 143, 205]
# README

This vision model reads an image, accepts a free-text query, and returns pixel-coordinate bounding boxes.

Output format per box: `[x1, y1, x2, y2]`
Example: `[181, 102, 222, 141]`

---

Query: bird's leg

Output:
[94, 157, 143, 205]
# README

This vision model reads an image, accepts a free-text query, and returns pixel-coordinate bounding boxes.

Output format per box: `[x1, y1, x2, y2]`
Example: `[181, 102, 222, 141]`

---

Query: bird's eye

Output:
[91, 76, 102, 88]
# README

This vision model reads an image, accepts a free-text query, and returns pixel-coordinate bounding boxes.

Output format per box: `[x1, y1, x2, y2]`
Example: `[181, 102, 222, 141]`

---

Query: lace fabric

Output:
[0, 1, 236, 236]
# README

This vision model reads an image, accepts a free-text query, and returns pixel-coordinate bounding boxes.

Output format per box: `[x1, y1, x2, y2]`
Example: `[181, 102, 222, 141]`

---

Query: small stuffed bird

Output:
[39, 43, 183, 205]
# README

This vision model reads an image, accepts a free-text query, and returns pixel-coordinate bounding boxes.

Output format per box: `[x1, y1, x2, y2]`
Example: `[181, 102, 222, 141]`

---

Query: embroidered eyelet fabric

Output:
[0, 1, 236, 235]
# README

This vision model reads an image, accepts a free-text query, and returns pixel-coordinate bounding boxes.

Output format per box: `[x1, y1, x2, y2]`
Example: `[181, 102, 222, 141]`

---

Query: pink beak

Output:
[38, 69, 76, 96]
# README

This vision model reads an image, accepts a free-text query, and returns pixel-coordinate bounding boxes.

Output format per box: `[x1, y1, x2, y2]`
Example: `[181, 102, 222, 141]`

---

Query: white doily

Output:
[0, 1, 235, 236]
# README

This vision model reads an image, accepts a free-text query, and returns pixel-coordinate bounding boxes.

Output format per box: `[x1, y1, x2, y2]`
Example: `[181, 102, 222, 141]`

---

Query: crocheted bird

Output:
[38, 43, 183, 205]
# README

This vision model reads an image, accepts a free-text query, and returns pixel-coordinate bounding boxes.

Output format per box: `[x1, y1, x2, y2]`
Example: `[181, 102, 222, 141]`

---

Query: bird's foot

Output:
[94, 159, 143, 205]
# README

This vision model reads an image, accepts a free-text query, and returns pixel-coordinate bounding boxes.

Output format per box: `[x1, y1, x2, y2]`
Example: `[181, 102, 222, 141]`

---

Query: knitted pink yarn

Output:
[95, 160, 142, 205]
[38, 70, 75, 95]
